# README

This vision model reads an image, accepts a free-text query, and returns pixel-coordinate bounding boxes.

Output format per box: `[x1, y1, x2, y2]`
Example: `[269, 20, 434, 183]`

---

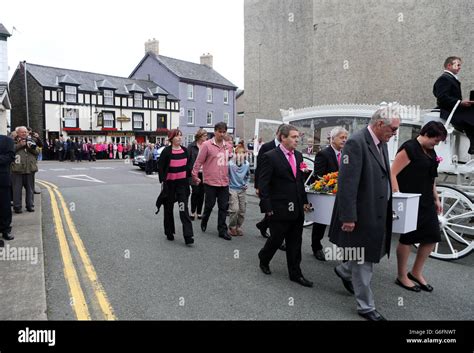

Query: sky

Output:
[1, 0, 244, 88]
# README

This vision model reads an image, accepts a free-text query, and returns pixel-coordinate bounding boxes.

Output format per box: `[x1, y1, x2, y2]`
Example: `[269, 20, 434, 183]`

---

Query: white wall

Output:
[0, 41, 8, 83]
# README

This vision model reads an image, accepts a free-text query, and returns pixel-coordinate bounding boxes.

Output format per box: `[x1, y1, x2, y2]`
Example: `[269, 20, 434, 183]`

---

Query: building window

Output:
[206, 111, 213, 125]
[158, 95, 166, 109]
[63, 108, 79, 127]
[134, 93, 143, 108]
[104, 90, 114, 105]
[187, 84, 194, 100]
[187, 134, 194, 146]
[157, 114, 167, 129]
[224, 90, 229, 104]
[133, 113, 144, 130]
[207, 87, 213, 102]
[65, 85, 77, 103]
[103, 112, 115, 128]
[187, 109, 195, 125]
[223, 112, 230, 124]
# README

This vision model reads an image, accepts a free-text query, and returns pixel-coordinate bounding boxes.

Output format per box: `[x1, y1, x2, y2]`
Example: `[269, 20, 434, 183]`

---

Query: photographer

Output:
[11, 126, 39, 213]
[27, 127, 43, 194]
[0, 132, 15, 244]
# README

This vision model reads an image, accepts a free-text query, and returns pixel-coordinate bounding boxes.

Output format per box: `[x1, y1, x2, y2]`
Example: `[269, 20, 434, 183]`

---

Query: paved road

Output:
[37, 160, 474, 320]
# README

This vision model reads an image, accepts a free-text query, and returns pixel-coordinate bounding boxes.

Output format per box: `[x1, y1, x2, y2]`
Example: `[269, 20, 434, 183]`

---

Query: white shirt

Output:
[444, 70, 459, 82]
[274, 138, 280, 147]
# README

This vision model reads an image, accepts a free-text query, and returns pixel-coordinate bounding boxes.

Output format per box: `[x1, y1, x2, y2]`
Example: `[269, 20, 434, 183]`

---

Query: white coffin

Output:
[392, 192, 421, 234]
[305, 192, 336, 225]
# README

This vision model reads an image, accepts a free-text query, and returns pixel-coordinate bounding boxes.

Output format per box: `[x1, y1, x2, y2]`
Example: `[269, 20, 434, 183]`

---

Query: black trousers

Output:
[202, 184, 229, 237]
[256, 214, 270, 231]
[145, 160, 153, 174]
[163, 180, 193, 239]
[311, 222, 327, 252]
[258, 216, 304, 279]
[0, 186, 12, 234]
[190, 172, 205, 215]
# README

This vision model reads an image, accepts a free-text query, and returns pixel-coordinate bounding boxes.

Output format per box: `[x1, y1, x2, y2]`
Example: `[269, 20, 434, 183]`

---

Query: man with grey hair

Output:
[329, 104, 400, 321]
[0, 131, 15, 243]
[11, 126, 39, 214]
[310, 126, 348, 261]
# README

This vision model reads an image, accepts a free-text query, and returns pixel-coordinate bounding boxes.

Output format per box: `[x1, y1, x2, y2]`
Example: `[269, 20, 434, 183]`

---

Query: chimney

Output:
[145, 38, 159, 56]
[200, 53, 213, 68]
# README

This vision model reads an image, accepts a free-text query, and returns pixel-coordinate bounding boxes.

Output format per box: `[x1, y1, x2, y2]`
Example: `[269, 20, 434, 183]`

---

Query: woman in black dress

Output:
[390, 121, 447, 292]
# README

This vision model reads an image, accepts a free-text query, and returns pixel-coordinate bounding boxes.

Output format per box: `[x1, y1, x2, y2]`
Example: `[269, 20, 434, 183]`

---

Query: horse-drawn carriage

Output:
[281, 103, 474, 261]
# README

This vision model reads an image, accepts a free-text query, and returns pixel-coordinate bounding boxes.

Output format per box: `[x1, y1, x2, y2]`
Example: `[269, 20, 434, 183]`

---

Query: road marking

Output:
[39, 180, 116, 321]
[128, 171, 143, 175]
[36, 181, 91, 320]
[146, 174, 159, 179]
[71, 167, 88, 170]
[37, 180, 117, 320]
[59, 175, 105, 183]
[91, 167, 114, 170]
[49, 168, 68, 171]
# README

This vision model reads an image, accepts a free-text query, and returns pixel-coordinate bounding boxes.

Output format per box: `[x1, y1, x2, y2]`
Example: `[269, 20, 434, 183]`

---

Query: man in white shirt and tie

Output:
[310, 127, 348, 261]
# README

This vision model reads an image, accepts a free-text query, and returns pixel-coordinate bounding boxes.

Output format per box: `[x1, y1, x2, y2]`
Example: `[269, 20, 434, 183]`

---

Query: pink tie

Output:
[288, 152, 296, 178]
[337, 152, 341, 165]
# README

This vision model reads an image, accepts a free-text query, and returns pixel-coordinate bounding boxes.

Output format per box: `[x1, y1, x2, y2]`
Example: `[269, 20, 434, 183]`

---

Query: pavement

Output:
[0, 193, 47, 320]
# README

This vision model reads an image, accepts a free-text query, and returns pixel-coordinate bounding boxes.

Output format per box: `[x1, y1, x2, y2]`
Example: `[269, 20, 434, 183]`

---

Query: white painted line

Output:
[146, 174, 159, 179]
[50, 168, 68, 171]
[91, 167, 114, 170]
[128, 171, 143, 175]
[59, 174, 105, 183]
[71, 167, 89, 170]
[38, 169, 46, 172]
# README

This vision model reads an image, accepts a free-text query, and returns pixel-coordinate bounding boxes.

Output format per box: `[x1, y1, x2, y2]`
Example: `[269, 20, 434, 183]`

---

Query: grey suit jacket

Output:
[328, 128, 393, 263]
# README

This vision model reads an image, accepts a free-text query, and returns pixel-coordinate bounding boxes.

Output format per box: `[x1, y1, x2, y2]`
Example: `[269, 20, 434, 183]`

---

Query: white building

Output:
[0, 24, 11, 135]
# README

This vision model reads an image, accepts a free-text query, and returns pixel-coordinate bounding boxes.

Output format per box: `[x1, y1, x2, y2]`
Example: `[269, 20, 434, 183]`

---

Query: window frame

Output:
[132, 112, 144, 130]
[103, 111, 116, 128]
[133, 93, 143, 108]
[187, 84, 194, 100]
[187, 109, 195, 125]
[65, 85, 77, 103]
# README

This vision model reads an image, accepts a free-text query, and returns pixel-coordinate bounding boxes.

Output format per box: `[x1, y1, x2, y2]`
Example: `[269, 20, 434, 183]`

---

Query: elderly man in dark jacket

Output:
[329, 103, 400, 321]
[0, 133, 15, 243]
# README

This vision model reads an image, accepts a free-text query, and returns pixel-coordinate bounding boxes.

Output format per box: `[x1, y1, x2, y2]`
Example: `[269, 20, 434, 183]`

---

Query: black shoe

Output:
[27, 207, 35, 212]
[219, 233, 232, 241]
[314, 249, 326, 261]
[166, 234, 175, 241]
[197, 215, 202, 220]
[185, 237, 194, 246]
[334, 267, 355, 294]
[0, 239, 4, 247]
[256, 222, 270, 238]
[395, 278, 421, 292]
[190, 214, 196, 221]
[14, 208, 22, 214]
[259, 262, 271, 275]
[290, 276, 313, 288]
[200, 221, 207, 232]
[34, 191, 41, 194]
[358, 310, 386, 321]
[407, 272, 433, 292]
[279, 243, 286, 251]
[3, 232, 14, 241]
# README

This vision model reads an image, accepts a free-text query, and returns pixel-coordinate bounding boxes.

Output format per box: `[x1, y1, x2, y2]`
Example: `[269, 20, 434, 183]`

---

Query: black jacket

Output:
[0, 135, 15, 187]
[254, 139, 277, 189]
[433, 72, 473, 127]
[258, 147, 308, 221]
[312, 146, 339, 182]
[187, 141, 200, 171]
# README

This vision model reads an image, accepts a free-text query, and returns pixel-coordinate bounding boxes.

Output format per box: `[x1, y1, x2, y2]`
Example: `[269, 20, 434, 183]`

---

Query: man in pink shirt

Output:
[192, 122, 233, 240]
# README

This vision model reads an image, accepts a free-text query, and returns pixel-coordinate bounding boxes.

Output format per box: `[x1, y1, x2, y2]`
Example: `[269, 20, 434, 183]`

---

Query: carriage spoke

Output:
[444, 226, 471, 246]
[442, 229, 456, 255]
[443, 198, 460, 217]
[434, 242, 439, 254]
[446, 210, 474, 222]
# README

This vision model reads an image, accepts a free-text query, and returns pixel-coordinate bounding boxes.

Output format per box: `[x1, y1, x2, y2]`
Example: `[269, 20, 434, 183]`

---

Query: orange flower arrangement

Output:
[309, 172, 338, 194]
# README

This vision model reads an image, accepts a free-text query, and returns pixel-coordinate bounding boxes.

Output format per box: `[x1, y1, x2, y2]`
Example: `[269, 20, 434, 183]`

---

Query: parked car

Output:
[132, 146, 166, 171]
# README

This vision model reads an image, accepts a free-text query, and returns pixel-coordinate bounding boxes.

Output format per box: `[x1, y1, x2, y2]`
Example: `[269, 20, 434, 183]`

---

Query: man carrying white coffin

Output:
[328, 103, 400, 321]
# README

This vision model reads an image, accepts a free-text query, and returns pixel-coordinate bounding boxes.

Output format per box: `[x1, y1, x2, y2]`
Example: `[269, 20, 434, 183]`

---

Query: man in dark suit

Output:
[311, 127, 348, 261]
[433, 56, 474, 154]
[258, 124, 313, 287]
[0, 133, 15, 244]
[254, 124, 285, 238]
[329, 103, 400, 321]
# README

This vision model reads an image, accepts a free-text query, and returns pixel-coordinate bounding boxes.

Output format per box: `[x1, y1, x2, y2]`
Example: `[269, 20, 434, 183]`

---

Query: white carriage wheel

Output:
[416, 185, 474, 260]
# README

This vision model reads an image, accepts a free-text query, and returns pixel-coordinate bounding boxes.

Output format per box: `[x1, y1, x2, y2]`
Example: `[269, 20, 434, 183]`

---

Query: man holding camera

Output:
[11, 126, 39, 214]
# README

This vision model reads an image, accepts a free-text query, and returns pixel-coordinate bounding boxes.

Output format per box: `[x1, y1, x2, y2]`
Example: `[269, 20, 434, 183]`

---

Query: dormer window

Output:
[134, 93, 143, 108]
[104, 90, 114, 105]
[158, 95, 166, 109]
[65, 85, 77, 103]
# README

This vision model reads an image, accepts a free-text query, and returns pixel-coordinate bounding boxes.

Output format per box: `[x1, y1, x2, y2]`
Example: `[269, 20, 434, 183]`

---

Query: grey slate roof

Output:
[0, 83, 7, 96]
[151, 54, 237, 89]
[25, 63, 172, 99]
[0, 24, 11, 37]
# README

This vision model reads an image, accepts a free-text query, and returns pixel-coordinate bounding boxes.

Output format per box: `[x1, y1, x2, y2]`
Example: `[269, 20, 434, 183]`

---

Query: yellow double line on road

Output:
[37, 179, 116, 320]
